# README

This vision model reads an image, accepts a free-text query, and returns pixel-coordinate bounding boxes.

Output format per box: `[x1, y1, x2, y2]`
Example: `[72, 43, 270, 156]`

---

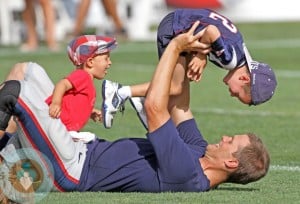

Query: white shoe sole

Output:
[129, 97, 148, 130]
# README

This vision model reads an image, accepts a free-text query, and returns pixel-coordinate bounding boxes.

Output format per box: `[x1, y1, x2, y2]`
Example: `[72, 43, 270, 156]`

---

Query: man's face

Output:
[207, 134, 250, 159]
[223, 67, 252, 105]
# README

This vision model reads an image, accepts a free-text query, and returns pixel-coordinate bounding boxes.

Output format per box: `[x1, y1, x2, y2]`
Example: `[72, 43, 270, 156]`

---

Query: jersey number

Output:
[209, 12, 237, 33]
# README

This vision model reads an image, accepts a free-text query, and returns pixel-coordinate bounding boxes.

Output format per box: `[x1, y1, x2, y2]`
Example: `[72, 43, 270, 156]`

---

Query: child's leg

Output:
[120, 56, 187, 98]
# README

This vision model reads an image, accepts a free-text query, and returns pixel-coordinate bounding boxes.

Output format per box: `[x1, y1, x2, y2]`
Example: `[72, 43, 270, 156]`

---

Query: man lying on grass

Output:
[0, 22, 269, 203]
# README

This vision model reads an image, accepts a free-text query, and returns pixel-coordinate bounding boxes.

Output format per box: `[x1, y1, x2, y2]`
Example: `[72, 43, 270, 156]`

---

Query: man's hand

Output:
[173, 21, 211, 55]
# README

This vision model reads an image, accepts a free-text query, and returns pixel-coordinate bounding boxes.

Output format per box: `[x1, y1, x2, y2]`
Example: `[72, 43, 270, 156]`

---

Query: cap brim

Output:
[106, 40, 118, 52]
[95, 39, 117, 55]
[243, 43, 254, 73]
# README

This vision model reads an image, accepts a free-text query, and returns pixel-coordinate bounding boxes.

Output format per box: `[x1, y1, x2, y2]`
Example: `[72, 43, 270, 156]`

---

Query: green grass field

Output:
[1, 21, 300, 203]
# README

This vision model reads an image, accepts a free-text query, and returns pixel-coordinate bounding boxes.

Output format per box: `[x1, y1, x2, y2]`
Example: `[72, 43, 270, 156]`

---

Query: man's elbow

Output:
[144, 97, 159, 118]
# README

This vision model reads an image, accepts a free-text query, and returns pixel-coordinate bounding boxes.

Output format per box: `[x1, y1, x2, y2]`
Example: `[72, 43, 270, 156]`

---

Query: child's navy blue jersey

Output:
[78, 119, 209, 192]
[157, 9, 246, 69]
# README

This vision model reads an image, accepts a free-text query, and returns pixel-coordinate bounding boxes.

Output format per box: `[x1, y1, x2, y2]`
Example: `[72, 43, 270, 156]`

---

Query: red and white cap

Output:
[67, 35, 117, 66]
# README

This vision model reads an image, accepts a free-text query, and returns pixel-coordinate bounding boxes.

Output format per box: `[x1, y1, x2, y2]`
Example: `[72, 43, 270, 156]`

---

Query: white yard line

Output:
[275, 70, 300, 78]
[2, 39, 300, 79]
[1, 38, 300, 57]
[192, 107, 300, 117]
[270, 165, 300, 172]
[247, 39, 300, 49]
[113, 63, 300, 78]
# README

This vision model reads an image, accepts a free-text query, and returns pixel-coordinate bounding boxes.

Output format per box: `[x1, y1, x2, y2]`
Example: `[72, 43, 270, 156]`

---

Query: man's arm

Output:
[145, 21, 209, 132]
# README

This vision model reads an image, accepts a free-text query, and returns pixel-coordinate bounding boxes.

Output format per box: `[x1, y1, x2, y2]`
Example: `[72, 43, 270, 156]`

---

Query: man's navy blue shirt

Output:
[78, 119, 209, 192]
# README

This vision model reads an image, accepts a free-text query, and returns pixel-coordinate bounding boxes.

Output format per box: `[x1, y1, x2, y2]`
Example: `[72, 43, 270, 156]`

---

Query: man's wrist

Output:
[168, 40, 182, 55]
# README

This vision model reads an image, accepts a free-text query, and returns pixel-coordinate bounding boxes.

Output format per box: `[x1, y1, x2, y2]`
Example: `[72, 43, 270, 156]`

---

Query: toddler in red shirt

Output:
[46, 35, 117, 139]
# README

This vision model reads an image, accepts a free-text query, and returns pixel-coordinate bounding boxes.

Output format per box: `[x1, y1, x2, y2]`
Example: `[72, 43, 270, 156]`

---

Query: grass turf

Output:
[0, 21, 299, 203]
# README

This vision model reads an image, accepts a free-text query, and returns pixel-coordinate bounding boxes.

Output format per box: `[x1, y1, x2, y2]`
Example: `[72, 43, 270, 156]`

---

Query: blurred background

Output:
[1, 0, 300, 48]
[1, 1, 300, 203]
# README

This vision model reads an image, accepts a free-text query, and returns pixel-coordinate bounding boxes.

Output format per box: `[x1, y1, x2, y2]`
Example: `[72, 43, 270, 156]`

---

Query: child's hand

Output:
[49, 103, 61, 118]
[187, 52, 207, 82]
[91, 109, 102, 123]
